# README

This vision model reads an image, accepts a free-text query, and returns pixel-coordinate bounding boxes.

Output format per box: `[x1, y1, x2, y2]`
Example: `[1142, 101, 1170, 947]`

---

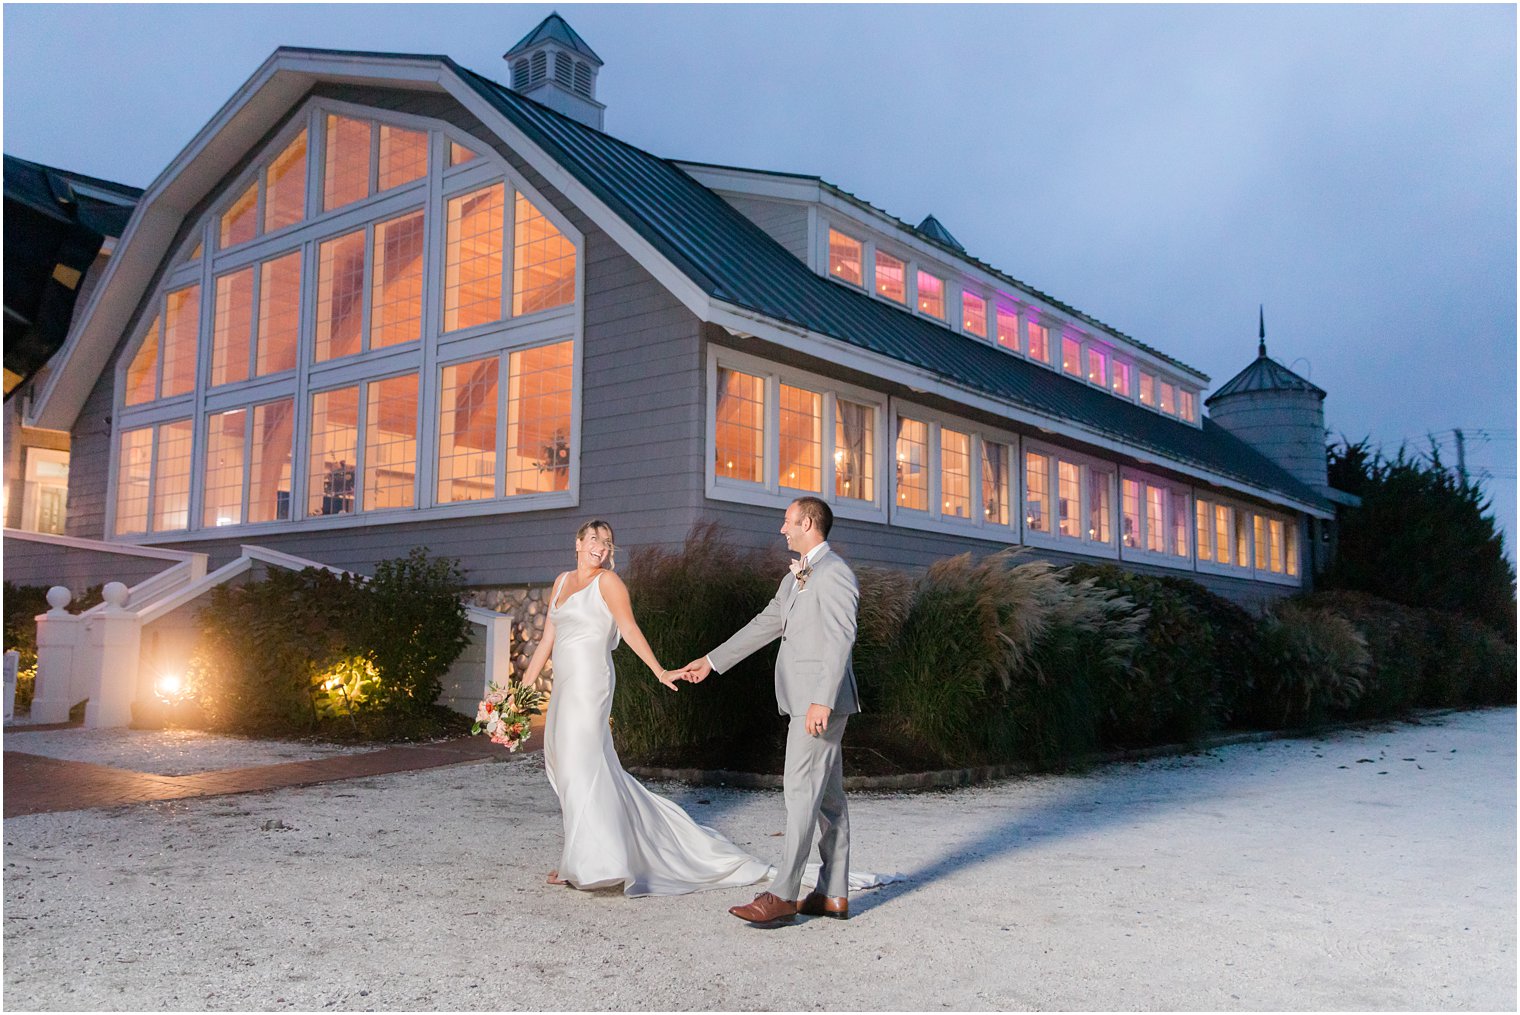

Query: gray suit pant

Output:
[773, 712, 850, 901]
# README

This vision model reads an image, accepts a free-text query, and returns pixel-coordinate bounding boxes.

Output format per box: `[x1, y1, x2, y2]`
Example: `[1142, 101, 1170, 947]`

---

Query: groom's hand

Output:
[682, 658, 713, 684]
[805, 703, 831, 736]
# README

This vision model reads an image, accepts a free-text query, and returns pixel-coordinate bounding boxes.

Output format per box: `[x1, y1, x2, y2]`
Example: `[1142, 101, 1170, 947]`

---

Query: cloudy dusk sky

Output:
[5, 4, 1515, 560]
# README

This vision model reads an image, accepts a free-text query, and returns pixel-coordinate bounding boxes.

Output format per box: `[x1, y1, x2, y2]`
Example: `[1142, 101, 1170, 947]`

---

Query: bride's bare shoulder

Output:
[597, 568, 628, 592]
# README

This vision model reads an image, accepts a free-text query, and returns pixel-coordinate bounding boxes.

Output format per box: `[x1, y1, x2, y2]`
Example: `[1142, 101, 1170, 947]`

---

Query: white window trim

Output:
[1117, 466, 1194, 570]
[823, 224, 867, 291]
[888, 398, 1020, 539]
[705, 347, 889, 524]
[1194, 490, 1302, 586]
[1020, 437, 1120, 559]
[105, 97, 584, 540]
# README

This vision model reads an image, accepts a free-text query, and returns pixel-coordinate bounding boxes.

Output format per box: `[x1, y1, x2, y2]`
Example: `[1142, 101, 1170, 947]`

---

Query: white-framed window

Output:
[1194, 492, 1301, 584]
[1061, 335, 1083, 377]
[1022, 439, 1118, 557]
[994, 304, 1021, 354]
[828, 228, 864, 287]
[1110, 358, 1132, 398]
[874, 249, 907, 304]
[916, 270, 945, 320]
[707, 348, 887, 522]
[1085, 344, 1108, 388]
[1118, 467, 1191, 567]
[1178, 388, 1197, 423]
[961, 291, 988, 339]
[108, 98, 582, 540]
[1138, 370, 1157, 408]
[889, 400, 1018, 537]
[1027, 319, 1052, 365]
[1159, 380, 1178, 416]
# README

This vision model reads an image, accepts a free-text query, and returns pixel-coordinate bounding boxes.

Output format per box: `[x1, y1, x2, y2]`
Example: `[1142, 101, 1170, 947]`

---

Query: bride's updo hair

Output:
[575, 518, 616, 570]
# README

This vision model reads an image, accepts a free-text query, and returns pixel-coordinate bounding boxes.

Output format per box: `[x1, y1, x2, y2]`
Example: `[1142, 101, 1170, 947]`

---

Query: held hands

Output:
[656, 669, 682, 692]
[653, 658, 713, 691]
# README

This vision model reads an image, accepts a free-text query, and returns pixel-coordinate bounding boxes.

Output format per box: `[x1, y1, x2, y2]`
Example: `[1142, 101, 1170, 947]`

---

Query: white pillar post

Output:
[83, 582, 141, 730]
[30, 587, 82, 724]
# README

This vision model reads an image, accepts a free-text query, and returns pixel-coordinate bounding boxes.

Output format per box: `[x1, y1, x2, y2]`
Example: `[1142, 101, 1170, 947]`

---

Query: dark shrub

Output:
[1237, 602, 1370, 728]
[1301, 590, 1429, 718]
[358, 549, 470, 718]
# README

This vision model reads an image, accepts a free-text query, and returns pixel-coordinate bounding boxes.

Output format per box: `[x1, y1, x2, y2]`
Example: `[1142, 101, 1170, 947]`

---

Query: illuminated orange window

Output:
[449, 141, 480, 167]
[1111, 359, 1132, 397]
[828, 230, 863, 286]
[315, 230, 366, 362]
[1025, 452, 1051, 533]
[916, 271, 944, 319]
[1267, 518, 1285, 573]
[1196, 501, 1212, 561]
[161, 286, 200, 397]
[257, 251, 301, 376]
[1121, 478, 1141, 548]
[962, 292, 987, 338]
[941, 428, 971, 518]
[125, 315, 160, 406]
[1027, 321, 1051, 363]
[1088, 469, 1112, 543]
[309, 386, 359, 517]
[1160, 381, 1177, 415]
[835, 399, 873, 501]
[875, 252, 906, 303]
[152, 420, 194, 532]
[365, 373, 419, 510]
[203, 408, 247, 527]
[1087, 346, 1108, 386]
[264, 129, 307, 233]
[779, 384, 821, 492]
[715, 367, 764, 484]
[250, 399, 294, 524]
[995, 306, 1020, 353]
[1058, 460, 1081, 538]
[1145, 484, 1167, 553]
[438, 358, 499, 503]
[982, 441, 1008, 525]
[115, 427, 153, 534]
[378, 125, 428, 192]
[1179, 389, 1196, 422]
[512, 193, 575, 316]
[212, 268, 253, 387]
[220, 182, 258, 249]
[371, 210, 426, 348]
[1285, 521, 1299, 576]
[1062, 336, 1082, 377]
[444, 183, 504, 331]
[324, 114, 372, 212]
[895, 417, 928, 511]
[1215, 504, 1232, 565]
[1139, 371, 1157, 407]
[506, 342, 573, 495]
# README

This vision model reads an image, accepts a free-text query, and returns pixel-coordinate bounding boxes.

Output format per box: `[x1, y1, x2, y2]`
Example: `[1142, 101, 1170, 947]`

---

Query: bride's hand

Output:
[656, 669, 682, 692]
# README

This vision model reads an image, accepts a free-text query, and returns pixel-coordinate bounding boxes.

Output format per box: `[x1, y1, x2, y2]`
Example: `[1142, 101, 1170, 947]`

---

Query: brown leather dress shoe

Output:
[798, 891, 849, 919]
[728, 892, 799, 924]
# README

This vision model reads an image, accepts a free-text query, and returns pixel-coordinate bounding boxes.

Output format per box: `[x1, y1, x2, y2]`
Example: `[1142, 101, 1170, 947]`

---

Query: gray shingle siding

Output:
[714, 194, 810, 262]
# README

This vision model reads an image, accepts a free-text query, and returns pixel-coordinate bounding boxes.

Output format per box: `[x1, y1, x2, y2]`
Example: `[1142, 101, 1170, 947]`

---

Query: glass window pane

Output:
[220, 181, 258, 249]
[256, 251, 301, 376]
[1160, 381, 1177, 415]
[125, 315, 160, 406]
[309, 386, 359, 517]
[1087, 346, 1108, 386]
[444, 183, 504, 331]
[439, 358, 499, 503]
[1196, 500, 1212, 561]
[1024, 451, 1051, 533]
[1062, 336, 1082, 377]
[940, 428, 971, 519]
[512, 192, 575, 316]
[1027, 321, 1051, 363]
[188, 241, 203, 262]
[1236, 508, 1251, 567]
[1179, 389, 1196, 422]
[1088, 469, 1111, 543]
[1285, 519, 1299, 576]
[1111, 360, 1132, 398]
[323, 114, 371, 212]
[506, 341, 573, 495]
[264, 128, 307, 233]
[875, 251, 906, 304]
[250, 398, 294, 523]
[962, 292, 987, 338]
[211, 268, 253, 387]
[779, 384, 822, 493]
[1139, 371, 1157, 407]
[161, 286, 200, 397]
[203, 408, 246, 527]
[982, 440, 1008, 525]
[995, 306, 1020, 353]
[1058, 460, 1081, 538]
[152, 419, 193, 532]
[378, 125, 428, 192]
[1172, 490, 1189, 557]
[715, 367, 764, 484]
[315, 230, 366, 362]
[114, 427, 153, 535]
[895, 417, 928, 511]
[371, 209, 426, 349]
[1254, 514, 1267, 569]
[1145, 484, 1167, 553]
[828, 229, 863, 285]
[448, 141, 479, 167]
[1268, 518, 1285, 573]
[1215, 504, 1232, 565]
[365, 373, 418, 510]
[835, 398, 874, 502]
[1122, 478, 1141, 548]
[916, 271, 944, 319]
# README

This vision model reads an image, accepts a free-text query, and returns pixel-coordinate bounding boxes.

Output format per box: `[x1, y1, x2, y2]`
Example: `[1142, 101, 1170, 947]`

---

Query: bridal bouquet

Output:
[472, 679, 546, 751]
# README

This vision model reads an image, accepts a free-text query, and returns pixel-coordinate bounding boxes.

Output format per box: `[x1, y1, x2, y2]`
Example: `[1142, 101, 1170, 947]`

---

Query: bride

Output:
[517, 519, 772, 895]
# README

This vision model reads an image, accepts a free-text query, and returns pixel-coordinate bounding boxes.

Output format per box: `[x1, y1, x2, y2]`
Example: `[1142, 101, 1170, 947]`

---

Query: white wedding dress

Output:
[542, 571, 892, 897]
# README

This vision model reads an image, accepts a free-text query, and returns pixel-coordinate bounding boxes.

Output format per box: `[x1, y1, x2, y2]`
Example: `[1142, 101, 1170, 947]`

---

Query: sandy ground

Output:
[3, 708, 1514, 1012]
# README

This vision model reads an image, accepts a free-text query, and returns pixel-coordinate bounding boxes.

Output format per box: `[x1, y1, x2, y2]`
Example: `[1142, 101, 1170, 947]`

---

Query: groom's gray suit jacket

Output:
[708, 548, 861, 717]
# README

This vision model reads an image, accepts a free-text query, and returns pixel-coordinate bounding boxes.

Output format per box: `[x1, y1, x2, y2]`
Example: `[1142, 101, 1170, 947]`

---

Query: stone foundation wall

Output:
[465, 584, 556, 691]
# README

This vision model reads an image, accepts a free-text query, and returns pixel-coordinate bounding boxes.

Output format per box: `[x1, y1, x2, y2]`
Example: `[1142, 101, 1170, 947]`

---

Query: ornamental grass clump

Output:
[1240, 601, 1370, 729]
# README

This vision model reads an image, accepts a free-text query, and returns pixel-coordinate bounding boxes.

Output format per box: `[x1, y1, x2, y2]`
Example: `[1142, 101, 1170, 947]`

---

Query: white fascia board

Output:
[30, 52, 458, 433]
[2, 527, 209, 565]
[706, 300, 1333, 520]
[672, 162, 825, 205]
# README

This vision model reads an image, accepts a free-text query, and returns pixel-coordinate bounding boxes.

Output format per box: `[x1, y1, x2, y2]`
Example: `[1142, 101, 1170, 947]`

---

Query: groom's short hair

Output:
[792, 496, 833, 538]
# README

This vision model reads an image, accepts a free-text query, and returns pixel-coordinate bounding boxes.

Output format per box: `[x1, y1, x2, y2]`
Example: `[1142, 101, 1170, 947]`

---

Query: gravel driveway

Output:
[4, 708, 1514, 1011]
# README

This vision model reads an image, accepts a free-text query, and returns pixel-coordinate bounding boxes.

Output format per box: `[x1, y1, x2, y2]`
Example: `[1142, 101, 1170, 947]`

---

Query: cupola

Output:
[504, 12, 606, 130]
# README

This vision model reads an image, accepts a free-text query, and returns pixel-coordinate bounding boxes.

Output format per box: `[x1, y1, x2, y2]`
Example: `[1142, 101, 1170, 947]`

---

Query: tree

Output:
[1326, 437, 1516, 638]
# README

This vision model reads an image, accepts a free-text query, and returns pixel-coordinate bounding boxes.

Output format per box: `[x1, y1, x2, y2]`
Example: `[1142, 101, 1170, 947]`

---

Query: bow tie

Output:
[788, 556, 815, 589]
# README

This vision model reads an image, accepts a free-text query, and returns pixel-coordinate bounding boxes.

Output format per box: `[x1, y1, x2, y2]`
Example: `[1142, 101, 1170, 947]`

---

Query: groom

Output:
[681, 496, 860, 925]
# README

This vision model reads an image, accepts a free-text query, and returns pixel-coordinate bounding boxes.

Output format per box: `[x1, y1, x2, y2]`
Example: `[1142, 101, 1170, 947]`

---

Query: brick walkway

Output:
[2, 719, 541, 819]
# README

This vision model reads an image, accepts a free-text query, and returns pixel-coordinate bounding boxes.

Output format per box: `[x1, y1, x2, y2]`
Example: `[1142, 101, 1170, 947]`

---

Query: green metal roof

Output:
[444, 61, 1328, 512]
[504, 12, 604, 65]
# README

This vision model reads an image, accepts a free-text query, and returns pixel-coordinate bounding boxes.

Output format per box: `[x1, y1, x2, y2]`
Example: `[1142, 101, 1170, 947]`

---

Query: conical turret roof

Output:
[505, 11, 603, 65]
[915, 214, 964, 252]
[1205, 308, 1325, 405]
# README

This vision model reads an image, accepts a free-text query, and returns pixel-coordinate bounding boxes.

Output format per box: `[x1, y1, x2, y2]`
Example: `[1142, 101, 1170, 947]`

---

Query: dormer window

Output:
[875, 251, 906, 303]
[1139, 370, 1157, 407]
[1027, 321, 1051, 364]
[1061, 336, 1082, 377]
[995, 305, 1020, 353]
[1086, 346, 1108, 387]
[1159, 381, 1177, 415]
[916, 271, 944, 319]
[1179, 389, 1196, 422]
[962, 292, 987, 338]
[1111, 359, 1132, 397]
[828, 229, 863, 286]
